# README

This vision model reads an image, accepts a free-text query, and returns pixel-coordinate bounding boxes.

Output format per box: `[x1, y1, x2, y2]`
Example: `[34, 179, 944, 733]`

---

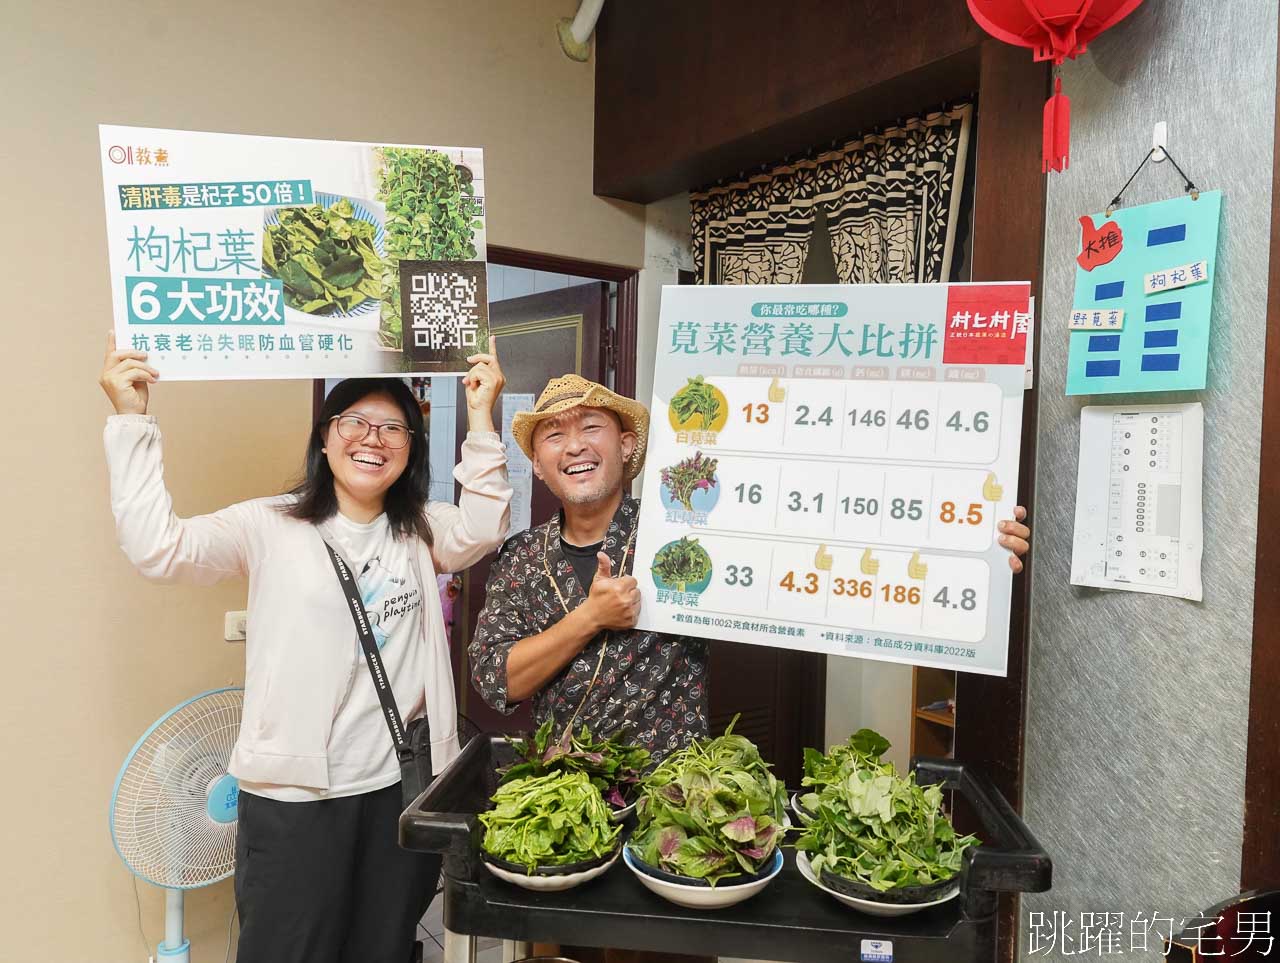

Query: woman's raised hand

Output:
[462, 347, 506, 431]
[99, 330, 159, 416]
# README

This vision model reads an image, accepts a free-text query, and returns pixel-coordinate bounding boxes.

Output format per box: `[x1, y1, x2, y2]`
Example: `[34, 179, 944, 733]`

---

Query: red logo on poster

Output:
[1076, 215, 1124, 270]
[942, 284, 1031, 366]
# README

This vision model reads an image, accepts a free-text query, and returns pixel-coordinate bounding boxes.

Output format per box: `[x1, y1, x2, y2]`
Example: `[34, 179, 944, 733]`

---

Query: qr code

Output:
[408, 271, 481, 350]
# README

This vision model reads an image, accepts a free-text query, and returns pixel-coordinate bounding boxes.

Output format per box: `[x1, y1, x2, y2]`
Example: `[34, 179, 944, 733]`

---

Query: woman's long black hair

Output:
[280, 378, 433, 545]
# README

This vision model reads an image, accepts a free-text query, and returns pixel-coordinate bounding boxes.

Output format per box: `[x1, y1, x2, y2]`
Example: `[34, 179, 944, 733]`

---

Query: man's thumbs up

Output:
[584, 550, 641, 631]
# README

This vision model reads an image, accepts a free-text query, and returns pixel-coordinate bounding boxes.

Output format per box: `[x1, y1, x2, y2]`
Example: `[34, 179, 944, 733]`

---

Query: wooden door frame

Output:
[488, 245, 641, 398]
[453, 279, 612, 732]
[1241, 20, 1280, 893]
[950, 44, 1049, 963]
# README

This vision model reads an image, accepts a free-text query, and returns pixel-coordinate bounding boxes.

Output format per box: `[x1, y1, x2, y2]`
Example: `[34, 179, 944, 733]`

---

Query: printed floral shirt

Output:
[469, 495, 709, 761]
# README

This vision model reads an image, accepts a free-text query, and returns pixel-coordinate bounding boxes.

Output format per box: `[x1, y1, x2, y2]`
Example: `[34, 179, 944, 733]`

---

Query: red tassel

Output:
[1043, 77, 1071, 173]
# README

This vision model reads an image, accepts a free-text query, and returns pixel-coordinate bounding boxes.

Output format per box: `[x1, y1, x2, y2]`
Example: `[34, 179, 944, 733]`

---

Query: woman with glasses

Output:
[99, 333, 511, 963]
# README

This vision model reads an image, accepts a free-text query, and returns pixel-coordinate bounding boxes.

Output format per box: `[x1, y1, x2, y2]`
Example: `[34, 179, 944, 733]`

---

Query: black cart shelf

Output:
[400, 736, 1051, 963]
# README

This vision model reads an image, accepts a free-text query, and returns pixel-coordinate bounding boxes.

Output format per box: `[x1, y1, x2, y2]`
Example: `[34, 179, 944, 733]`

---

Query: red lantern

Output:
[967, 0, 1146, 172]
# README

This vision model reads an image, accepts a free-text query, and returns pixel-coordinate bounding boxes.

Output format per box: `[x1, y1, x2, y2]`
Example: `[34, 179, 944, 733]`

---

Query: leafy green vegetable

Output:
[479, 771, 622, 873]
[374, 147, 483, 349]
[794, 729, 978, 893]
[660, 451, 719, 512]
[651, 536, 712, 591]
[500, 718, 651, 809]
[801, 728, 892, 794]
[262, 198, 382, 314]
[670, 376, 722, 428]
[631, 717, 787, 886]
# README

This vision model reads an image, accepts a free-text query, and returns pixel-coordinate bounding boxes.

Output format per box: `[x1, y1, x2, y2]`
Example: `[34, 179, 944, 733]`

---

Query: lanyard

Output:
[322, 540, 409, 754]
[541, 521, 637, 729]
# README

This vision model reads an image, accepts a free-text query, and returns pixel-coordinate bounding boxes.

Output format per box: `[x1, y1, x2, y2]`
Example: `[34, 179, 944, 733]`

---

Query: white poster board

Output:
[634, 283, 1029, 677]
[1070, 402, 1204, 600]
[99, 125, 487, 380]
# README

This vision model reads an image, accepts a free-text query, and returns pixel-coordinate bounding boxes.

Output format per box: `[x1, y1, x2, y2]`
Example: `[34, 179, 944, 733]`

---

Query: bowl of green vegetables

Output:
[793, 728, 888, 826]
[794, 729, 976, 913]
[479, 770, 623, 892]
[499, 720, 650, 822]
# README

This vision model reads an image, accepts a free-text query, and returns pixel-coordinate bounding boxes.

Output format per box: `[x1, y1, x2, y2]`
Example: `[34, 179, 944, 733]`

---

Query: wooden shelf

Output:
[910, 666, 957, 759]
[914, 708, 956, 728]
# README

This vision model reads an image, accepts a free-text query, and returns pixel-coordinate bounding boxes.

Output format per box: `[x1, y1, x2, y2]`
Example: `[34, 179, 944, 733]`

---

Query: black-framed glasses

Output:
[328, 414, 412, 449]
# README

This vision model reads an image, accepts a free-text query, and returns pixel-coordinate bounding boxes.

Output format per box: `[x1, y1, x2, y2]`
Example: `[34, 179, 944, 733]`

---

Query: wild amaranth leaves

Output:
[651, 536, 712, 590]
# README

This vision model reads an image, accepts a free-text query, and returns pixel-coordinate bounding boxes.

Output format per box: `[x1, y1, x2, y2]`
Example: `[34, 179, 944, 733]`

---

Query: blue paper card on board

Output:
[1065, 191, 1222, 396]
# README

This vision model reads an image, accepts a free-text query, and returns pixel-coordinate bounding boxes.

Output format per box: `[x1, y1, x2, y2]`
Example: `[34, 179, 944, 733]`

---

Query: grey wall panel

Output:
[1021, 0, 1276, 958]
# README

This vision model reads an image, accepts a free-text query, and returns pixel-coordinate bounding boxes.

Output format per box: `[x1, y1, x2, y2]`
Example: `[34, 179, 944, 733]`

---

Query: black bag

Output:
[323, 540, 433, 808]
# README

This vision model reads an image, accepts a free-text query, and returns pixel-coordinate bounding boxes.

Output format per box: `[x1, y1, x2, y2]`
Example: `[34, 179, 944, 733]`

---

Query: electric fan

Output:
[110, 687, 244, 962]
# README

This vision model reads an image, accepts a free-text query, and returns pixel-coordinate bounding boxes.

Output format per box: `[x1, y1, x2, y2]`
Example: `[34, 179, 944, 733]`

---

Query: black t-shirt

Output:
[560, 537, 604, 591]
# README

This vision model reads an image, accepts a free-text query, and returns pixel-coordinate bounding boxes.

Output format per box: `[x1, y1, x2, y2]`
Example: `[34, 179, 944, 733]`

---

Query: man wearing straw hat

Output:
[470, 374, 1031, 758]
[468, 374, 708, 759]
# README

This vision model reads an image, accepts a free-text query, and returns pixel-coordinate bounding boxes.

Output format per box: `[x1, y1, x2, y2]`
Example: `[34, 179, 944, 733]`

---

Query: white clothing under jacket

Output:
[104, 414, 511, 790]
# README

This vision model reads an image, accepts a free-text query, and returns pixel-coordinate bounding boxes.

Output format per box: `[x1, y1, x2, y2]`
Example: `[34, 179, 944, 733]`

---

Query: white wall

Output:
[633, 193, 694, 490]
[0, 2, 643, 959]
[824, 660, 912, 771]
[634, 193, 694, 412]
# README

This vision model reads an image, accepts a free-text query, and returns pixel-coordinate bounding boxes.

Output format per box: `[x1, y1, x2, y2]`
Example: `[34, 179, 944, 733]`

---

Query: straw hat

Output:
[510, 374, 650, 481]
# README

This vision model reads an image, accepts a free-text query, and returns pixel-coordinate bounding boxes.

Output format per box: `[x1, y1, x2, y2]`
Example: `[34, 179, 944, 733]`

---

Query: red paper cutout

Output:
[1043, 78, 1071, 173]
[1077, 215, 1124, 271]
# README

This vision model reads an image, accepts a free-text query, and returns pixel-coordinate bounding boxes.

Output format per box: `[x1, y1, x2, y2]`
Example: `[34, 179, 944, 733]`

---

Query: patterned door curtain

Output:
[690, 103, 973, 285]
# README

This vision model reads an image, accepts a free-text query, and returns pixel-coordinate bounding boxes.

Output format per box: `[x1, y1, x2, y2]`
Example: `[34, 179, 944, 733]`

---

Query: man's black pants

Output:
[234, 782, 441, 963]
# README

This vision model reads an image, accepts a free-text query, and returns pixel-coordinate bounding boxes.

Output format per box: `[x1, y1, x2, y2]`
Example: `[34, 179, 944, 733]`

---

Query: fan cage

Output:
[110, 687, 243, 889]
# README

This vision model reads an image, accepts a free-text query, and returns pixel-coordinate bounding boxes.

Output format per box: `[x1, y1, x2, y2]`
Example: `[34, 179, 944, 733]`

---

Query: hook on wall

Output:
[1105, 129, 1201, 215]
[1152, 121, 1168, 164]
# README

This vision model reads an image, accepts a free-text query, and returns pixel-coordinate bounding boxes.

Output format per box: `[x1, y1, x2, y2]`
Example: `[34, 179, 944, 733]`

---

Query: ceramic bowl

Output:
[609, 799, 638, 822]
[790, 792, 816, 826]
[795, 851, 959, 917]
[481, 846, 620, 892]
[623, 846, 783, 909]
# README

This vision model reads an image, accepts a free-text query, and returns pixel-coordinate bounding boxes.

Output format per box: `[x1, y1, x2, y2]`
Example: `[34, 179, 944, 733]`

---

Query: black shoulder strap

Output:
[322, 540, 408, 753]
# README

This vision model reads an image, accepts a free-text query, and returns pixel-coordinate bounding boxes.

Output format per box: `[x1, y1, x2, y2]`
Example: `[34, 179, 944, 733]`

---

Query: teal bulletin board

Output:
[1065, 191, 1222, 395]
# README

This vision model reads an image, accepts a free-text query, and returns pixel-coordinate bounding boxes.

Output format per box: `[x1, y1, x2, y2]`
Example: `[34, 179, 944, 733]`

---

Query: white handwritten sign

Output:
[1144, 260, 1208, 296]
[1069, 308, 1125, 330]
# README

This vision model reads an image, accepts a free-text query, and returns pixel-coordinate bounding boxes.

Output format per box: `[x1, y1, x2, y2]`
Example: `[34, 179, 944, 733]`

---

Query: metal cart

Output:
[401, 736, 1051, 963]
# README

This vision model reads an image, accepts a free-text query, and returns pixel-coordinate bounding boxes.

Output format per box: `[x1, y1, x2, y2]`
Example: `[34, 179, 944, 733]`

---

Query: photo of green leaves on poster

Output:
[261, 195, 384, 317]
[257, 144, 488, 372]
[375, 147, 486, 354]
